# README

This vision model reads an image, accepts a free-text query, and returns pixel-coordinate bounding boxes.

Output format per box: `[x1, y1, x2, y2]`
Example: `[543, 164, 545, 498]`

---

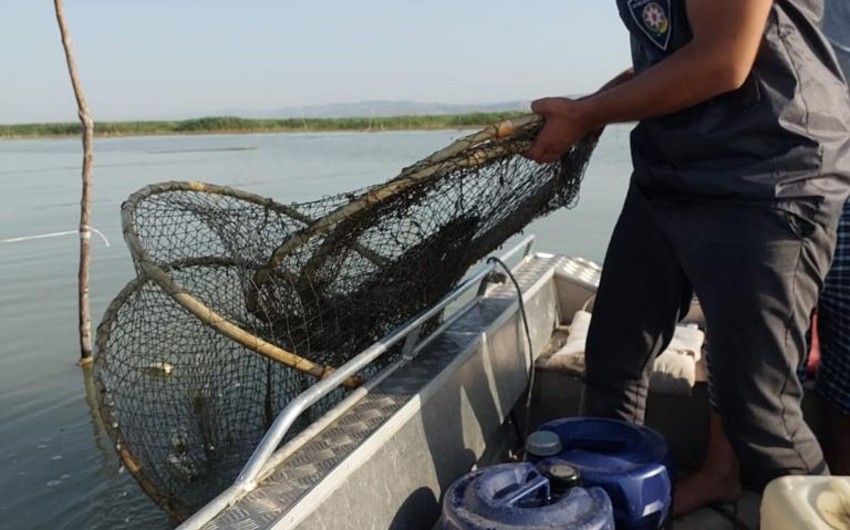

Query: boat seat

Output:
[539, 258, 708, 397]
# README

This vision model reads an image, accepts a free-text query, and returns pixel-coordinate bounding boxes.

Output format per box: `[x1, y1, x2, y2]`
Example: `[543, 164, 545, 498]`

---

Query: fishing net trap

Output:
[92, 114, 598, 520]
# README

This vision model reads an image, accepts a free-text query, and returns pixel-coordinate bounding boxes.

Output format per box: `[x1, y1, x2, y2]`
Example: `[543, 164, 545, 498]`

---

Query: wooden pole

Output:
[53, 0, 95, 364]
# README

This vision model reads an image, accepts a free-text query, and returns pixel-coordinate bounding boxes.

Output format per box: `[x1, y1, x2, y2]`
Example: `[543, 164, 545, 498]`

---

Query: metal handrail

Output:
[177, 235, 535, 530]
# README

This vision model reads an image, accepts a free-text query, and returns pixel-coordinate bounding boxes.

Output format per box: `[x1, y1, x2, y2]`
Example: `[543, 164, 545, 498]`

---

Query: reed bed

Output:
[0, 112, 527, 139]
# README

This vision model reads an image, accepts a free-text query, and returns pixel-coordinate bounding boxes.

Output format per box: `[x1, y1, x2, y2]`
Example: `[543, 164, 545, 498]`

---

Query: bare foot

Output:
[674, 412, 743, 516]
[673, 464, 743, 516]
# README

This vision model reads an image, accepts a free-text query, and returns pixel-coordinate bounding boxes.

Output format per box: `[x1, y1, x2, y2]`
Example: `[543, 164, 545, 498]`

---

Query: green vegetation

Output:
[0, 112, 528, 140]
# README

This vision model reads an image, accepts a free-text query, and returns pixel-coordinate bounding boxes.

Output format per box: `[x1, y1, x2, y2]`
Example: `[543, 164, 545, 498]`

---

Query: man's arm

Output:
[579, 68, 636, 139]
[526, 0, 773, 163]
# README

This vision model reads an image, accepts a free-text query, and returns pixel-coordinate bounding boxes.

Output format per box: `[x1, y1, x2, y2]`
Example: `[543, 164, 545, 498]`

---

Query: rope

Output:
[0, 227, 110, 247]
[827, 36, 850, 54]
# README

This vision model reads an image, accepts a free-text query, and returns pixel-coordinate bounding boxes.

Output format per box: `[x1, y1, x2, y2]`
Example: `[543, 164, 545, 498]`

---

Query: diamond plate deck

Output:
[200, 255, 568, 530]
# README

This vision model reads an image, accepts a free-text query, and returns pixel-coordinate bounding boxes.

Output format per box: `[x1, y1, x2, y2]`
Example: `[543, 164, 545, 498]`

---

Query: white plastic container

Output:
[761, 476, 850, 530]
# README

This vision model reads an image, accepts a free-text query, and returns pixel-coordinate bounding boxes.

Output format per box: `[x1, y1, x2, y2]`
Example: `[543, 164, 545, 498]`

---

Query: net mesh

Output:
[93, 117, 597, 519]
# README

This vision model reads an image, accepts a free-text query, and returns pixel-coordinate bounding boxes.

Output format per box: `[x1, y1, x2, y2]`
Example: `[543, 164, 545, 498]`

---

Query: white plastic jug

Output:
[761, 476, 850, 530]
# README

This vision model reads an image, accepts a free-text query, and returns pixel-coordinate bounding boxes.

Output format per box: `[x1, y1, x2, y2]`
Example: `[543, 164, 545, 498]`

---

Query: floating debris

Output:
[144, 361, 174, 377]
[167, 453, 199, 483]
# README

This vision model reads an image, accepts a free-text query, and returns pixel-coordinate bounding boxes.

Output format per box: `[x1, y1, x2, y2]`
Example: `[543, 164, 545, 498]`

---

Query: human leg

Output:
[822, 402, 850, 475]
[581, 185, 691, 424]
[675, 204, 834, 487]
[673, 411, 742, 515]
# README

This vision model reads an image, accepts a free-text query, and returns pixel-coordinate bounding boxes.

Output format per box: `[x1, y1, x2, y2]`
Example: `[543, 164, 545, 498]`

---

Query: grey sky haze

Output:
[2, 1, 630, 123]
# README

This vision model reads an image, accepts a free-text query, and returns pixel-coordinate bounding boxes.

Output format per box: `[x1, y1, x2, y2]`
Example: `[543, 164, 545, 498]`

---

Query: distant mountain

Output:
[230, 100, 531, 119]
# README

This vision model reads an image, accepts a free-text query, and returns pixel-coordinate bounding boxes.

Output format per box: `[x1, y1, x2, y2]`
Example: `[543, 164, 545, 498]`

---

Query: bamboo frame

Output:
[120, 115, 541, 385]
[260, 114, 541, 273]
[93, 265, 361, 520]
[93, 275, 191, 522]
[121, 182, 364, 388]
[98, 116, 558, 518]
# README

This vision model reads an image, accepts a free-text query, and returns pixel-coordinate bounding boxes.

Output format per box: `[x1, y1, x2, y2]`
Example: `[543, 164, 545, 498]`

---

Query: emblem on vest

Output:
[628, 0, 672, 51]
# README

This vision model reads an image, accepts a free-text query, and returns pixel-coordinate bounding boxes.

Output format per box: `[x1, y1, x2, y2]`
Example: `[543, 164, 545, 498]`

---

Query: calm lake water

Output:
[0, 125, 633, 530]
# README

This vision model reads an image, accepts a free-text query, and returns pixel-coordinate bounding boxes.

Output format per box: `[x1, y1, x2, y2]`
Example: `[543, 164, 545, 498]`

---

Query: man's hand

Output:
[525, 97, 595, 164]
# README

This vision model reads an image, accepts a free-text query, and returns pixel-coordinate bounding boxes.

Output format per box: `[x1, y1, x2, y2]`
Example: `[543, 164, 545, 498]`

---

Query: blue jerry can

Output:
[529, 418, 674, 530]
[441, 462, 614, 530]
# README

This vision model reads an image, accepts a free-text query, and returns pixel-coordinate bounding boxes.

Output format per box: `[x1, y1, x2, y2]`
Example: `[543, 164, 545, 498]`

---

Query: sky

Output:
[1, 1, 631, 124]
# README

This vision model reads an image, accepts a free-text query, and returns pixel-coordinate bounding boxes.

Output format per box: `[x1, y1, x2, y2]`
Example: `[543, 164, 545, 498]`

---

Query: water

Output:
[0, 125, 633, 530]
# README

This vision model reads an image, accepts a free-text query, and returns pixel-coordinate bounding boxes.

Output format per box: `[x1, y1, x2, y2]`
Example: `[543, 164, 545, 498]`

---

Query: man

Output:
[660, 0, 850, 514]
[526, 0, 850, 501]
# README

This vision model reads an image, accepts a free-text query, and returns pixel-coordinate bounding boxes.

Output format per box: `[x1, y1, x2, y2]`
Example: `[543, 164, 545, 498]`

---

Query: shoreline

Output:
[0, 112, 527, 141]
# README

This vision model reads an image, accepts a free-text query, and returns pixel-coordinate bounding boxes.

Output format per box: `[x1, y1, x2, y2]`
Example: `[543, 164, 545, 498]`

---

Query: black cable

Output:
[486, 256, 538, 447]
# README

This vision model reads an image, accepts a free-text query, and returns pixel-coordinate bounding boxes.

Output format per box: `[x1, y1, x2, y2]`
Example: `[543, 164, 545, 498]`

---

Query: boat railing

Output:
[177, 235, 536, 530]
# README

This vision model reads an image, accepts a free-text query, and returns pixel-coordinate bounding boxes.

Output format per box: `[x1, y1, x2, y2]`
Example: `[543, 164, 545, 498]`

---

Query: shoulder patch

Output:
[628, 0, 672, 51]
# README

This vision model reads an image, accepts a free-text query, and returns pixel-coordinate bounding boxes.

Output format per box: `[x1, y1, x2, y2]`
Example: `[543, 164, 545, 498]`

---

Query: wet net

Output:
[93, 115, 597, 520]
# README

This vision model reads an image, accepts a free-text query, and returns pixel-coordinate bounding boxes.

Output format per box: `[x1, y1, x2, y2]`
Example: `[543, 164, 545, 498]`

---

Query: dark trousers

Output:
[580, 184, 837, 488]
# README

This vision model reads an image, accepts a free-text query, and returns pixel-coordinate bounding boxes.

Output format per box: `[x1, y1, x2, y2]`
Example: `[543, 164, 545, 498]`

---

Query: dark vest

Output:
[616, 0, 850, 221]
